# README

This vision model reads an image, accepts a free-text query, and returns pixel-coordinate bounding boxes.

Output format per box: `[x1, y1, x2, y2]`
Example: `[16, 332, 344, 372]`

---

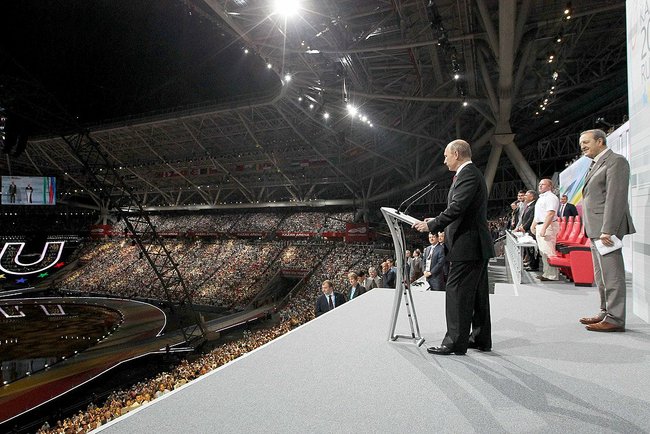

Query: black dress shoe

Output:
[426, 345, 465, 355]
[468, 342, 492, 352]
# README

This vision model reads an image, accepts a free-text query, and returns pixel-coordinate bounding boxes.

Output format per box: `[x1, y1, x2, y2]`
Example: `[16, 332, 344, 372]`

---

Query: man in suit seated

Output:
[315, 280, 346, 317]
[423, 232, 446, 291]
[557, 194, 579, 218]
[347, 272, 366, 300]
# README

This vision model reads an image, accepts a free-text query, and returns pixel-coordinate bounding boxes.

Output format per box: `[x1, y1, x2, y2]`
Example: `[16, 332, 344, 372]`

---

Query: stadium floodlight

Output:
[346, 104, 358, 116]
[273, 0, 300, 17]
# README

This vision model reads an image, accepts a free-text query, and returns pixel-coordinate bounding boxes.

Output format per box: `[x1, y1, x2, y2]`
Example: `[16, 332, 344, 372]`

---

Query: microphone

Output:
[403, 182, 437, 215]
[397, 182, 434, 213]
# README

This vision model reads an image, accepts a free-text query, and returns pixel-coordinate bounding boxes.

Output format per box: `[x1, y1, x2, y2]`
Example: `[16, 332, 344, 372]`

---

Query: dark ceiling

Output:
[0, 0, 630, 214]
[0, 0, 279, 133]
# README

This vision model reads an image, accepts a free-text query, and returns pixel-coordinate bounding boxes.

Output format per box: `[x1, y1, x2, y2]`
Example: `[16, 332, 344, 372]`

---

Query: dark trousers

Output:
[441, 260, 491, 352]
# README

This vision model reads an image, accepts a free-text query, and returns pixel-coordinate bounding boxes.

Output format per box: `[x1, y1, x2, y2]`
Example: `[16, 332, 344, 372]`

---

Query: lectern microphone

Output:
[397, 181, 434, 214]
[403, 182, 437, 215]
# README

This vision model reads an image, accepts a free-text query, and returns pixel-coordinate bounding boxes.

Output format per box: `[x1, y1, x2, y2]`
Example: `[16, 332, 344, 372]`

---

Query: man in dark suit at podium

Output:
[557, 194, 578, 218]
[413, 139, 495, 355]
[315, 280, 346, 317]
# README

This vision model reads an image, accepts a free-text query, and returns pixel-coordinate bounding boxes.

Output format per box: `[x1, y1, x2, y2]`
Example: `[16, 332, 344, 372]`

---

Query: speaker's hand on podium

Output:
[413, 220, 429, 232]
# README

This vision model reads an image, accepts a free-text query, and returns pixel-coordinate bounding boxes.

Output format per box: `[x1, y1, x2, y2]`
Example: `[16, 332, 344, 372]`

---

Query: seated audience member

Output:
[315, 280, 346, 317]
[347, 271, 367, 300]
[365, 267, 382, 289]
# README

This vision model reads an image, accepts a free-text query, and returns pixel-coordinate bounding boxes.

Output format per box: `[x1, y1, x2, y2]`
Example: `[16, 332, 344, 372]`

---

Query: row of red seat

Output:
[547, 216, 594, 286]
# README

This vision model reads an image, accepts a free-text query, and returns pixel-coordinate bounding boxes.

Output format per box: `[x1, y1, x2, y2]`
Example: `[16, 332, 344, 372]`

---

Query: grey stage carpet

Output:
[97, 282, 650, 434]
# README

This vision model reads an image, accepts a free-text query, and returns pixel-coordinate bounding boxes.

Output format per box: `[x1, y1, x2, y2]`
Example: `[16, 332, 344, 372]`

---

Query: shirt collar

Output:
[593, 148, 608, 163]
[455, 160, 472, 176]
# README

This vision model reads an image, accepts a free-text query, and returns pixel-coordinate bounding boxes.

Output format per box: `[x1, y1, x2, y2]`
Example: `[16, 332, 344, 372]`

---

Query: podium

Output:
[380, 207, 425, 347]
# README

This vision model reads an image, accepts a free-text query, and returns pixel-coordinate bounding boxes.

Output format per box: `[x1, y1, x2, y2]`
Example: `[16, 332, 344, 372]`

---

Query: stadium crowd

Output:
[37, 322, 293, 434]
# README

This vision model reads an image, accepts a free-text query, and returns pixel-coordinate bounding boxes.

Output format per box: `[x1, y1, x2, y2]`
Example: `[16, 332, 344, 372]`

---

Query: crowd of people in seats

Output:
[190, 241, 283, 308]
[488, 216, 509, 241]
[277, 212, 327, 232]
[109, 210, 355, 236]
[58, 240, 339, 310]
[59, 240, 285, 309]
[230, 212, 284, 232]
[322, 212, 354, 231]
[41, 241, 389, 433]
[278, 244, 385, 324]
[277, 244, 330, 270]
[37, 322, 294, 434]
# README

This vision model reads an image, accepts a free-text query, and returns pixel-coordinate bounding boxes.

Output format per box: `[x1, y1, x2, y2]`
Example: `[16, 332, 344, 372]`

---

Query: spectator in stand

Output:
[508, 202, 519, 230]
[557, 194, 579, 219]
[423, 232, 446, 291]
[357, 270, 367, 289]
[365, 267, 382, 289]
[410, 249, 423, 282]
[534, 178, 560, 281]
[315, 280, 346, 316]
[381, 261, 396, 288]
[438, 231, 450, 283]
[347, 272, 366, 300]
[405, 250, 412, 279]
[516, 189, 539, 271]
[515, 189, 527, 228]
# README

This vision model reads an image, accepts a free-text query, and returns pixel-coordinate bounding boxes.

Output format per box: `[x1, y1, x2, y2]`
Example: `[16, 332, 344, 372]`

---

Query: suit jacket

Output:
[582, 149, 635, 239]
[364, 276, 382, 290]
[348, 284, 366, 300]
[520, 200, 537, 233]
[409, 256, 423, 281]
[427, 163, 495, 261]
[557, 202, 578, 218]
[382, 269, 396, 288]
[315, 292, 346, 317]
[423, 243, 446, 290]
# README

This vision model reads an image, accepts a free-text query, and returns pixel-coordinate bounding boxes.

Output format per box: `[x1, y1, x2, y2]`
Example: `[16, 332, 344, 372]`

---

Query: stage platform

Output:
[97, 281, 650, 433]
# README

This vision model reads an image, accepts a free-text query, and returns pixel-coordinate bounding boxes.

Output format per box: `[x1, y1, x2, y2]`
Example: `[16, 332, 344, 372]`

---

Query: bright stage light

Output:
[346, 104, 358, 116]
[273, 0, 300, 17]
[323, 112, 330, 120]
[284, 73, 292, 82]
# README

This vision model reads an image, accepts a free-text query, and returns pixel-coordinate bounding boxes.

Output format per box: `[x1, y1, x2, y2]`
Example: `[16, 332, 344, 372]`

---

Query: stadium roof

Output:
[0, 0, 628, 212]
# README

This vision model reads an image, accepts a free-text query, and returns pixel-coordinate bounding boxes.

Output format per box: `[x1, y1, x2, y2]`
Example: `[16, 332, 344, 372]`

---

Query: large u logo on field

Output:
[0, 241, 65, 275]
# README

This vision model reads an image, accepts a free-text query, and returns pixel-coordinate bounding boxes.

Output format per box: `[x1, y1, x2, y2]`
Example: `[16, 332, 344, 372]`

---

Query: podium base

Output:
[390, 334, 425, 347]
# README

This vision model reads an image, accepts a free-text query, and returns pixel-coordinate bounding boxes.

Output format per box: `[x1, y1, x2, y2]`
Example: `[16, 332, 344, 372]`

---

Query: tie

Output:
[559, 204, 565, 217]
[328, 295, 334, 310]
[452, 175, 457, 183]
[588, 160, 596, 171]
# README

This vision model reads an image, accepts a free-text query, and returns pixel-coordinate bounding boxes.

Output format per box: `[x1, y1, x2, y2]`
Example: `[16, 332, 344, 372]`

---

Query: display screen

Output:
[1, 176, 56, 205]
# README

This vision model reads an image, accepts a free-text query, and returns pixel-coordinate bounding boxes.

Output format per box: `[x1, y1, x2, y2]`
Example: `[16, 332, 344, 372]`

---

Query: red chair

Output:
[557, 216, 574, 243]
[548, 238, 594, 286]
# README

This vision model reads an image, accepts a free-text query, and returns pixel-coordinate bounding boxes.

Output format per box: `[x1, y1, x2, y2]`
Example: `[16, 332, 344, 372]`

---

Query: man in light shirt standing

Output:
[534, 178, 560, 281]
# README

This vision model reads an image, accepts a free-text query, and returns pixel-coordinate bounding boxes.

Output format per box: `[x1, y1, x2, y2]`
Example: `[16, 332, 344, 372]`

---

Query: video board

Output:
[1, 176, 56, 205]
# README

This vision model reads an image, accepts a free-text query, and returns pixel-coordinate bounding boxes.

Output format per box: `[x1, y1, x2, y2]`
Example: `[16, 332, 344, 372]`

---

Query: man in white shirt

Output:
[534, 178, 560, 281]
